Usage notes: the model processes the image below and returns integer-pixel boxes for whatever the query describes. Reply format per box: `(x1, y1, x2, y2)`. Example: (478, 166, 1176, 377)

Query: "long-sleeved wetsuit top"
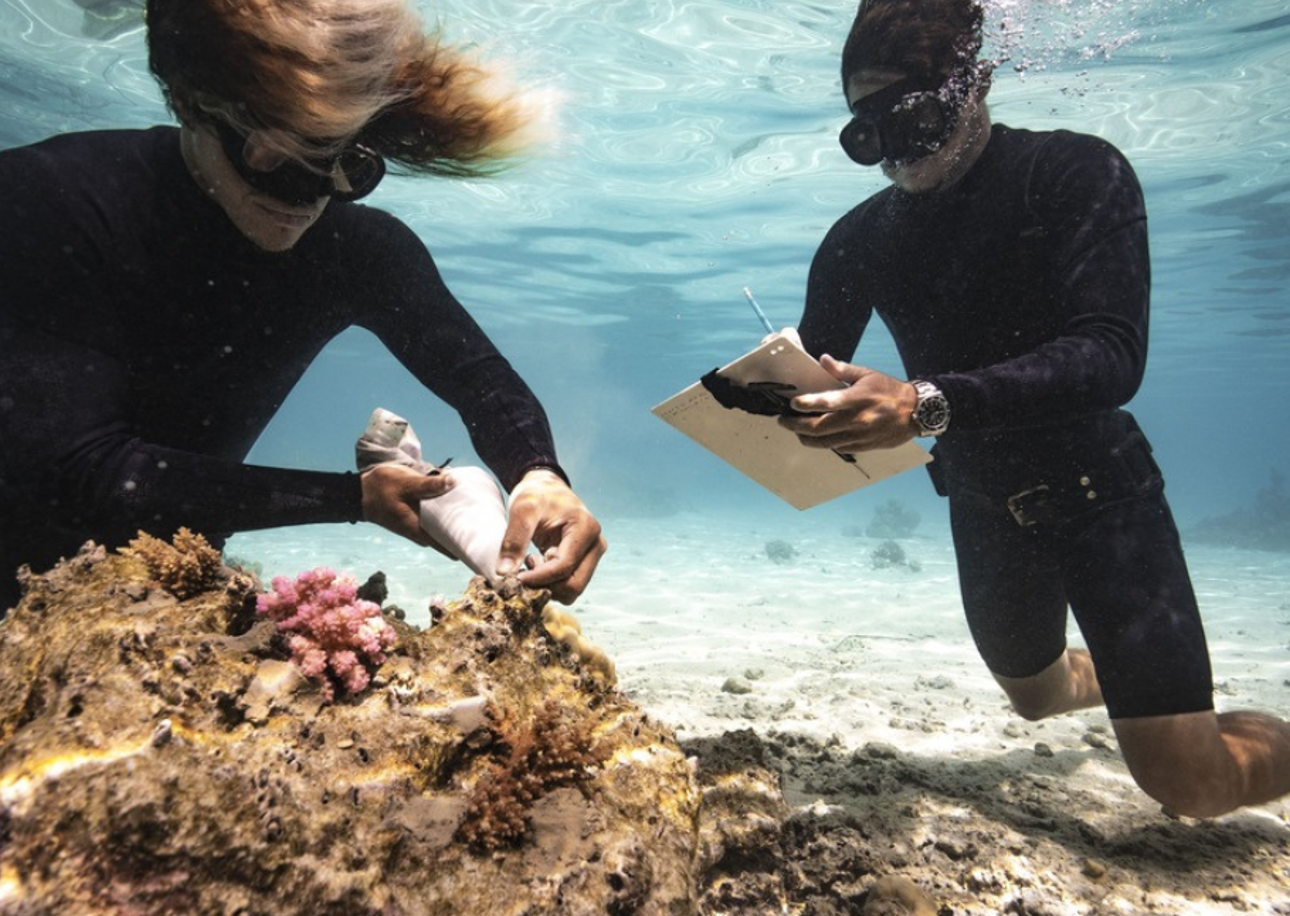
(0, 127, 562, 602)
(800, 125, 1151, 490)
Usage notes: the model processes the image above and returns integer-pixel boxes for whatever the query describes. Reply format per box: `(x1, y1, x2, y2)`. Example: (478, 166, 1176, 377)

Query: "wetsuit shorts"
(948, 482, 1214, 720)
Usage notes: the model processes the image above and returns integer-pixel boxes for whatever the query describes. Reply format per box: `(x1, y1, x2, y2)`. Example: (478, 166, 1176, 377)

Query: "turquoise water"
(1, 0, 1288, 530)
(6, 11, 1290, 905)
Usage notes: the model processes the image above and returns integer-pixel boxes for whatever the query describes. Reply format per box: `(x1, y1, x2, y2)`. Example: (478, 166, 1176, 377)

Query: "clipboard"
(651, 329, 931, 509)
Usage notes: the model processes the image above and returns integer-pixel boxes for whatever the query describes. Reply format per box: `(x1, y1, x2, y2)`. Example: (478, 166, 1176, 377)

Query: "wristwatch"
(910, 380, 950, 437)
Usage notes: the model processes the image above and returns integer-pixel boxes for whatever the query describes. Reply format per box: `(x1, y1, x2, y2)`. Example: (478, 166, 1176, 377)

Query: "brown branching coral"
(457, 698, 610, 852)
(124, 527, 221, 599)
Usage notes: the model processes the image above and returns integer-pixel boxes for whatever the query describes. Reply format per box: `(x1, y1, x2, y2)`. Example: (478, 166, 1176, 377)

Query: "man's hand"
(778, 354, 919, 452)
(498, 468, 607, 604)
(360, 463, 456, 556)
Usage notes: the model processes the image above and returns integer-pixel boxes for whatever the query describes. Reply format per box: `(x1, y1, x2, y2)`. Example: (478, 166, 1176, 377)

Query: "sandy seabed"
(228, 508, 1290, 915)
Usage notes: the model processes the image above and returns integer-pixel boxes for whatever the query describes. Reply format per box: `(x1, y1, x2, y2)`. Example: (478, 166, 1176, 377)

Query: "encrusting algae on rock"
(0, 534, 703, 916)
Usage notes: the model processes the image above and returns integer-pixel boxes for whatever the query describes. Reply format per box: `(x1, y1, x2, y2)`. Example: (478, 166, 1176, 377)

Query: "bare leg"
(995, 650, 1290, 817)
(993, 647, 1103, 721)
(1113, 710, 1290, 818)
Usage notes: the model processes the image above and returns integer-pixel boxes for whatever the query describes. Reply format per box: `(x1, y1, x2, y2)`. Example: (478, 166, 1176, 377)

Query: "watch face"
(919, 398, 949, 431)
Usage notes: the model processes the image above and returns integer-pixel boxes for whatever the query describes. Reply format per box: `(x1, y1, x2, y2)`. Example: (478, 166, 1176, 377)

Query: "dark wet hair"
(841, 0, 986, 84)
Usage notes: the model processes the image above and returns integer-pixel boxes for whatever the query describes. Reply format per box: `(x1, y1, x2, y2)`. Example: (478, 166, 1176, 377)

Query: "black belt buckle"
(1007, 484, 1056, 527)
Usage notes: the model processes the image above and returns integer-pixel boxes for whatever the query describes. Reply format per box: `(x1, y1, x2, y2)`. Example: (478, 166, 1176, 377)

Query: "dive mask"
(839, 74, 972, 166)
(213, 119, 386, 206)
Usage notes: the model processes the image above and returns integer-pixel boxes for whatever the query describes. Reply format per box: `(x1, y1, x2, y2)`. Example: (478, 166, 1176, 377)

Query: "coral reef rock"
(0, 542, 701, 916)
(871, 539, 920, 572)
(764, 539, 798, 565)
(865, 498, 921, 540)
(1189, 468, 1290, 552)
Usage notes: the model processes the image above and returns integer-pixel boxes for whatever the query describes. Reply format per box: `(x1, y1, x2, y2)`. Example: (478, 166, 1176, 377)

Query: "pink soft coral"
(256, 567, 397, 701)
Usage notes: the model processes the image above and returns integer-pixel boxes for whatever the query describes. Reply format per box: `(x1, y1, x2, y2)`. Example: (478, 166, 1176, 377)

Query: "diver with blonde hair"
(0, 0, 606, 609)
(146, 0, 534, 175)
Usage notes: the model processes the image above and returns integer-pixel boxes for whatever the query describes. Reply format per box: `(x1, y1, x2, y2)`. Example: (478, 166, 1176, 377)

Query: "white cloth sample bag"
(355, 408, 508, 585)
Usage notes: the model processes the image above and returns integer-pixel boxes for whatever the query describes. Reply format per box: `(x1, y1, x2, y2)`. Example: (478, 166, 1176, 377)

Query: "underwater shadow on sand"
(761, 731, 1288, 895)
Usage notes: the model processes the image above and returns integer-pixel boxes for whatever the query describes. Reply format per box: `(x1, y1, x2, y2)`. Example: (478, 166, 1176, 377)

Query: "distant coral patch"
(866, 498, 922, 539)
(1190, 469, 1290, 552)
(765, 539, 798, 564)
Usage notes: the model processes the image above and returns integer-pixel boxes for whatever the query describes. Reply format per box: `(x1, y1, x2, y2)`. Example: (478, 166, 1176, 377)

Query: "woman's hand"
(498, 468, 607, 604)
(360, 463, 456, 556)
(778, 354, 919, 453)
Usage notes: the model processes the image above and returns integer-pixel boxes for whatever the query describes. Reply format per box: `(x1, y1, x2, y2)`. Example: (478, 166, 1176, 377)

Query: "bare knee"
(1002, 689, 1060, 723)
(1129, 767, 1235, 819)
(1114, 712, 1243, 819)
(995, 649, 1102, 722)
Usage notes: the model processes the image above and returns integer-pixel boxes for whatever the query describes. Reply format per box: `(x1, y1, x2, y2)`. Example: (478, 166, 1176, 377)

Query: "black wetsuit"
(0, 127, 563, 611)
(801, 124, 1213, 719)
